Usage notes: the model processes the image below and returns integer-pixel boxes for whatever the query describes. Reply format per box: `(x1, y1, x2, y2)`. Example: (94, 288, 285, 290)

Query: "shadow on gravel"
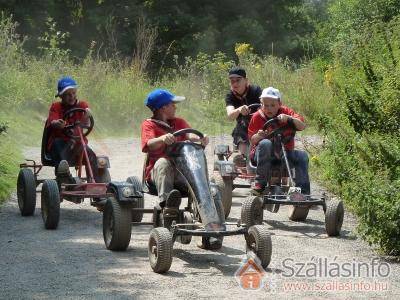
(174, 248, 243, 276)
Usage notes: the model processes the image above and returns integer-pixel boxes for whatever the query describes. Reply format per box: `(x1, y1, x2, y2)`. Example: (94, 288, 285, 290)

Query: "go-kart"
(239, 118, 344, 236)
(17, 108, 139, 231)
(211, 103, 262, 217)
(102, 128, 272, 273)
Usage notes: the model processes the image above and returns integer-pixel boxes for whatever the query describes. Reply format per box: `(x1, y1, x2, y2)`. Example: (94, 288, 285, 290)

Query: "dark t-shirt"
(225, 84, 262, 144)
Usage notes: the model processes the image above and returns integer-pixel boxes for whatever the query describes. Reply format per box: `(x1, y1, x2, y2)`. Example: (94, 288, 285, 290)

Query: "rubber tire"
(41, 179, 60, 230)
(103, 197, 132, 251)
(17, 168, 36, 216)
(288, 206, 310, 221)
(126, 176, 144, 222)
(148, 227, 173, 273)
(241, 196, 264, 228)
(210, 173, 233, 218)
(246, 225, 272, 269)
(179, 211, 193, 245)
(325, 199, 344, 236)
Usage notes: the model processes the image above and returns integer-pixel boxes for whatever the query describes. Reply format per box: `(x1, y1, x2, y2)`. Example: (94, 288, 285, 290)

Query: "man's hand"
(51, 119, 66, 129)
(200, 135, 209, 147)
(277, 114, 291, 123)
(161, 133, 175, 145)
(239, 105, 250, 116)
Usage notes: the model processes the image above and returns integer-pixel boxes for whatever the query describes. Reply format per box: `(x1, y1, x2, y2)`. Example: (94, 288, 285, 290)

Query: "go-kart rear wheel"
(126, 176, 144, 222)
(288, 206, 310, 221)
(210, 173, 233, 218)
(41, 179, 60, 230)
(179, 211, 193, 245)
(325, 198, 344, 236)
(246, 225, 272, 269)
(17, 168, 36, 216)
(241, 196, 264, 228)
(103, 197, 132, 251)
(148, 227, 173, 273)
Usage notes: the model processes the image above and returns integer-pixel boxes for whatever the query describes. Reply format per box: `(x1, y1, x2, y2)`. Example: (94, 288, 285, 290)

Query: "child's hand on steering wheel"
(51, 119, 66, 129)
(162, 133, 176, 145)
(200, 135, 209, 146)
(277, 114, 292, 123)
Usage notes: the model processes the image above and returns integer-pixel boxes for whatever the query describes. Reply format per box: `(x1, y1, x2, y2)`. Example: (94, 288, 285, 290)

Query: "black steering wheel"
(247, 103, 261, 116)
(262, 117, 296, 139)
(172, 128, 204, 139)
(63, 108, 94, 139)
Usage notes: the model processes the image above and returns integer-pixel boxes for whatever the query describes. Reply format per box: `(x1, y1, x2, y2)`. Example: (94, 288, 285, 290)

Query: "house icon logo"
(235, 257, 267, 290)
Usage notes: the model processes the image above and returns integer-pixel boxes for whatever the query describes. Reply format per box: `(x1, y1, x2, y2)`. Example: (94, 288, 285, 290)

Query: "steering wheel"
(247, 103, 261, 116)
(262, 118, 296, 139)
(63, 108, 94, 139)
(172, 128, 204, 139)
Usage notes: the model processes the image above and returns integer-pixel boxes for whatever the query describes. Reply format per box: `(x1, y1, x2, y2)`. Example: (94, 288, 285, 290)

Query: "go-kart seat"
(41, 123, 57, 167)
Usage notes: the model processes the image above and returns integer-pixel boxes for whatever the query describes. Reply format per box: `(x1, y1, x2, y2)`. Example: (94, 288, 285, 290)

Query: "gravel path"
(0, 136, 398, 299)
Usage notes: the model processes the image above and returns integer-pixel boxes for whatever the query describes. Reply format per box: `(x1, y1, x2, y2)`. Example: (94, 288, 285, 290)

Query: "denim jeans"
(254, 139, 310, 194)
(50, 138, 100, 181)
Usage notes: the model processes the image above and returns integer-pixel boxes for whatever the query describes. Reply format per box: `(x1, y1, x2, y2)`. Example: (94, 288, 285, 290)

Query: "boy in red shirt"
(248, 87, 310, 195)
(45, 76, 100, 184)
(141, 89, 209, 209)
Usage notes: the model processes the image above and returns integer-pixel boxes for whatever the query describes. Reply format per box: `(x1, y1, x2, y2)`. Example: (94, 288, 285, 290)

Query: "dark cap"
(228, 67, 246, 78)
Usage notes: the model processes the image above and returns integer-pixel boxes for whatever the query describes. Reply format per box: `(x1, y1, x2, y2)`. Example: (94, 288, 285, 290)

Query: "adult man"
(225, 67, 262, 165)
(248, 87, 310, 195)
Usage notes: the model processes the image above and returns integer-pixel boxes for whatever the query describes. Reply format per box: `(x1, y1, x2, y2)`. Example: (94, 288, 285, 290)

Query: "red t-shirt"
(248, 106, 304, 155)
(141, 117, 190, 181)
(46, 100, 89, 151)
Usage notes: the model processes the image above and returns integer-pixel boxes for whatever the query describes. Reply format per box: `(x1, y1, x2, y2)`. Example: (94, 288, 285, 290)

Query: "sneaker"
(56, 160, 74, 185)
(197, 236, 223, 250)
(251, 182, 265, 195)
(165, 189, 182, 209)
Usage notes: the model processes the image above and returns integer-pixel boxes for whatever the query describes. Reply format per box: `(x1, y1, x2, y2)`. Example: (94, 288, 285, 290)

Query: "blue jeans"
(254, 139, 310, 194)
(50, 138, 99, 180)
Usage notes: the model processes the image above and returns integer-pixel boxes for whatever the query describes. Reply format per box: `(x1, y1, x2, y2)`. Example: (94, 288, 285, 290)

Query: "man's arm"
(226, 105, 249, 120)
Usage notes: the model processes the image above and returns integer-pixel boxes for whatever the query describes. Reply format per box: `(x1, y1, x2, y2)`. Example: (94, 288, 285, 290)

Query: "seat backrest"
(41, 122, 56, 167)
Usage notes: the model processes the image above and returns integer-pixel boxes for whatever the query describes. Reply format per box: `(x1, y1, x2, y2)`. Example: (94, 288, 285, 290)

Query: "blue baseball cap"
(145, 89, 185, 111)
(56, 76, 78, 97)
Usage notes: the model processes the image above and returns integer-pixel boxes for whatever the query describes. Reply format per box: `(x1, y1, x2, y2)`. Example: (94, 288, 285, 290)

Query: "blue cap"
(145, 89, 185, 111)
(56, 76, 78, 97)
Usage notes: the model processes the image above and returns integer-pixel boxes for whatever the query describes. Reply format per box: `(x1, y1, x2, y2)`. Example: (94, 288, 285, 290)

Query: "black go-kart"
(239, 118, 344, 237)
(103, 128, 273, 273)
(17, 108, 139, 231)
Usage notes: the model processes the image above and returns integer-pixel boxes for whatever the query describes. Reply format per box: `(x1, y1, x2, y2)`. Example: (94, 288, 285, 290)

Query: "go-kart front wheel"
(241, 196, 264, 228)
(103, 197, 132, 251)
(148, 227, 173, 273)
(41, 179, 60, 229)
(325, 199, 344, 236)
(245, 225, 272, 269)
(17, 168, 36, 216)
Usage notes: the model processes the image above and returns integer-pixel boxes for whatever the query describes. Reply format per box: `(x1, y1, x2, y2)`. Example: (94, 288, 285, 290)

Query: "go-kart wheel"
(179, 211, 193, 245)
(17, 168, 36, 216)
(148, 227, 173, 273)
(210, 173, 233, 218)
(126, 176, 144, 222)
(245, 225, 272, 269)
(288, 205, 310, 221)
(103, 196, 132, 251)
(325, 198, 344, 236)
(241, 196, 264, 228)
(41, 179, 60, 229)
